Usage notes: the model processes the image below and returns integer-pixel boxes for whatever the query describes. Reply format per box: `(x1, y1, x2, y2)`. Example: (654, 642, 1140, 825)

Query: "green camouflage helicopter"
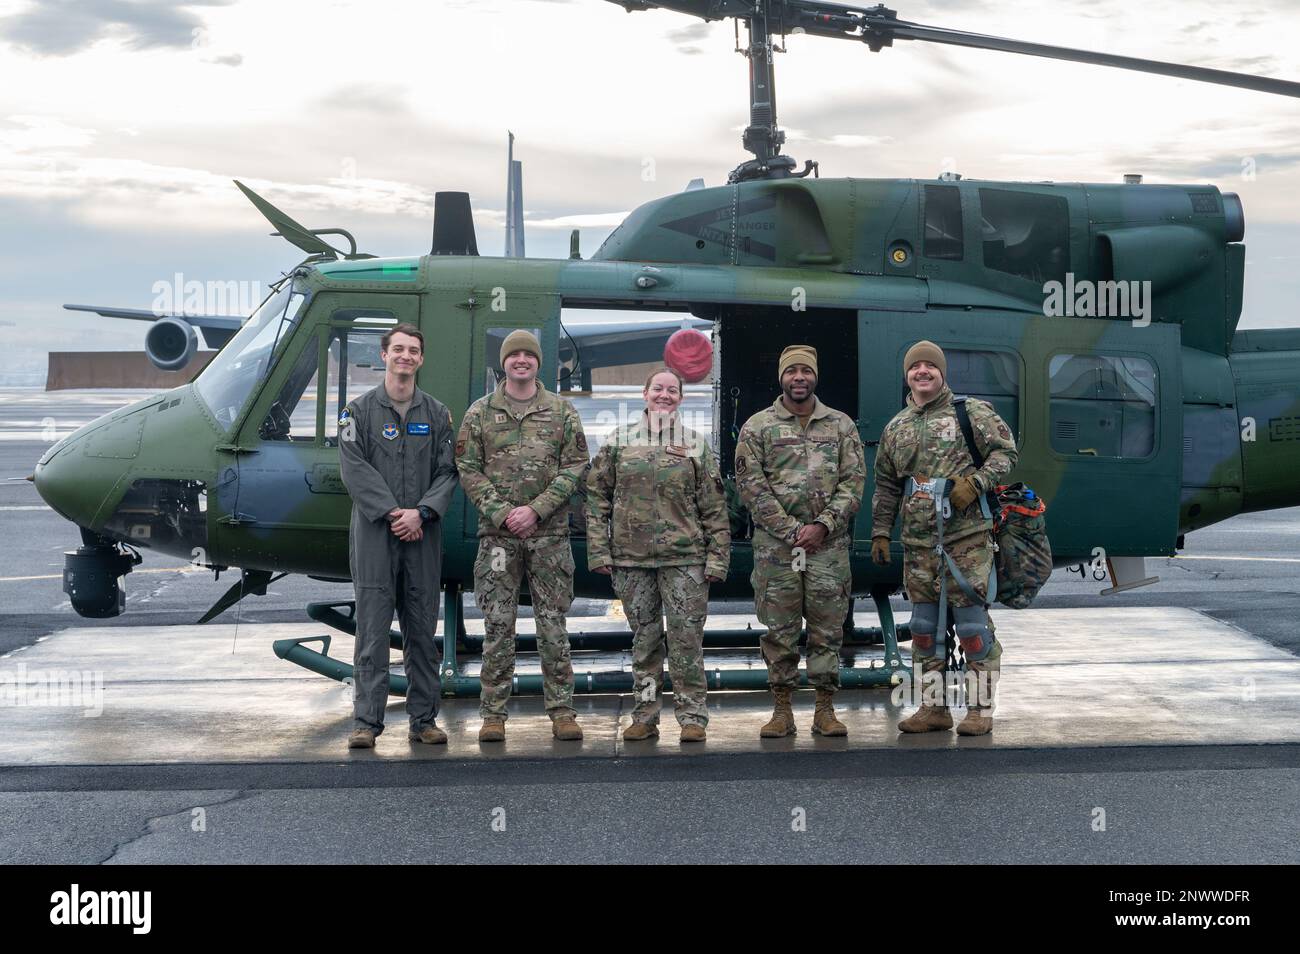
(34, 0, 1300, 696)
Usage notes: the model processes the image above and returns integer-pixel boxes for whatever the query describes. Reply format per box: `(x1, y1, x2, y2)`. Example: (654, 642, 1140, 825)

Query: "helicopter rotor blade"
(880, 18, 1300, 99)
(608, 1, 1300, 99)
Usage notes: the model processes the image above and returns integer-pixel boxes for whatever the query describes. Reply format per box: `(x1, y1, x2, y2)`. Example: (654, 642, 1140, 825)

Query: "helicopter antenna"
(607, 1, 1300, 182)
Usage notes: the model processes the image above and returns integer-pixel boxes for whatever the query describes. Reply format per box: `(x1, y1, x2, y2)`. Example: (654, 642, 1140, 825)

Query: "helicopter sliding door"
(218, 292, 419, 578)
(860, 309, 1181, 565)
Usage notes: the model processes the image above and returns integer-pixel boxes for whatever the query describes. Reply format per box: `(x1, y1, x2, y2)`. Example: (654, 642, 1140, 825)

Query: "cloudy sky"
(1, 0, 1298, 384)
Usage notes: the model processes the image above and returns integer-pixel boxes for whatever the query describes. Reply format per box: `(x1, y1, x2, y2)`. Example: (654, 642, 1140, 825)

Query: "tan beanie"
(499, 329, 542, 367)
(778, 345, 818, 381)
(904, 340, 946, 379)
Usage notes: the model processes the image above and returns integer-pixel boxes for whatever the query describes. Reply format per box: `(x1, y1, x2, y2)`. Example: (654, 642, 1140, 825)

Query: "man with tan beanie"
(456, 329, 590, 742)
(735, 345, 866, 738)
(871, 339, 1017, 736)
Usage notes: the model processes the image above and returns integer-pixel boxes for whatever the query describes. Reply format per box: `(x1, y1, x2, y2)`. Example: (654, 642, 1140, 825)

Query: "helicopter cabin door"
(223, 292, 421, 578)
(859, 309, 1181, 564)
(462, 295, 565, 542)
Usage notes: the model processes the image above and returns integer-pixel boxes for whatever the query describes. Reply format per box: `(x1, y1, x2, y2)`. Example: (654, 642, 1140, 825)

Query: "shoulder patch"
(455, 438, 466, 457)
(997, 423, 1011, 441)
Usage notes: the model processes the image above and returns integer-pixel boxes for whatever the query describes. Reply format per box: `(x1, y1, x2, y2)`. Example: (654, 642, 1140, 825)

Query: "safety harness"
(902, 396, 997, 632)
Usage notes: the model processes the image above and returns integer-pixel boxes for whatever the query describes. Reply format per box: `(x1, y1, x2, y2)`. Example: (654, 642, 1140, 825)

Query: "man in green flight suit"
(871, 340, 1018, 736)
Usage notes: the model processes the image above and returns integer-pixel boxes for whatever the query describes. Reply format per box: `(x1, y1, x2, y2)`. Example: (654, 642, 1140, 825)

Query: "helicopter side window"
(923, 184, 964, 261)
(919, 349, 1021, 439)
(258, 333, 321, 442)
(1049, 354, 1156, 459)
(324, 327, 388, 445)
(979, 189, 1070, 285)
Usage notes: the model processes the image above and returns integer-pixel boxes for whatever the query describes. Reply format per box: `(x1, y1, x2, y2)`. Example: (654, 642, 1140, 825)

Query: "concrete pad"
(1, 607, 1297, 766)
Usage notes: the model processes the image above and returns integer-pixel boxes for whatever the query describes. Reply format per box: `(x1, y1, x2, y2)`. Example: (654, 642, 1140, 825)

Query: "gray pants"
(349, 515, 443, 734)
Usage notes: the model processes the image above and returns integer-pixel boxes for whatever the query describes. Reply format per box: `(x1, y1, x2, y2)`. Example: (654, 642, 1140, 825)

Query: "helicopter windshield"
(194, 281, 307, 431)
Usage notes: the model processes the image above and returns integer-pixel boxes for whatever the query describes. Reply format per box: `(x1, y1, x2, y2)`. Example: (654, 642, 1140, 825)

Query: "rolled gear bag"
(952, 397, 1053, 610)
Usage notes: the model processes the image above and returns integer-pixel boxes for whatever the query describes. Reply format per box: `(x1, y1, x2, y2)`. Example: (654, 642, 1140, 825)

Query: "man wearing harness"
(870, 341, 1018, 736)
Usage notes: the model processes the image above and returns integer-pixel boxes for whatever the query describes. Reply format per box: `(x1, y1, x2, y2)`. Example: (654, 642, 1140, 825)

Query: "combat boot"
(811, 688, 847, 736)
(956, 708, 993, 736)
(898, 705, 954, 733)
(408, 722, 448, 745)
(679, 723, 706, 743)
(552, 715, 584, 741)
(759, 687, 797, 738)
(478, 717, 506, 743)
(623, 721, 659, 741)
(347, 729, 376, 749)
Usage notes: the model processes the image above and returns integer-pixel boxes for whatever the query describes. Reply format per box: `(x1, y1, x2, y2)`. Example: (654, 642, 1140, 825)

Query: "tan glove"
(950, 475, 980, 511)
(871, 536, 891, 566)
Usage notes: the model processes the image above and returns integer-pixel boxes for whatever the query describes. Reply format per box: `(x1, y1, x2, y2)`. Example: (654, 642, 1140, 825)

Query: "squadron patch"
(997, 423, 1011, 440)
(382, 422, 399, 440)
(338, 407, 352, 426)
(736, 455, 748, 475)
(576, 432, 588, 452)
(455, 439, 466, 457)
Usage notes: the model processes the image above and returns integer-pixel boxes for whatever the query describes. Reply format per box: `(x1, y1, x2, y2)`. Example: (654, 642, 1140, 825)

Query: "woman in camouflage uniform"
(586, 367, 731, 743)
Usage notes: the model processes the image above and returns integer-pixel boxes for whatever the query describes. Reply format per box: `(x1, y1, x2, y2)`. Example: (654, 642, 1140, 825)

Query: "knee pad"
(908, 602, 942, 657)
(953, 604, 994, 661)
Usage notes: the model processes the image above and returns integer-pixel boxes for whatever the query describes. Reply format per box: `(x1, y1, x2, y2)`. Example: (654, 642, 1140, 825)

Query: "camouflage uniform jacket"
(586, 415, 730, 579)
(871, 386, 1018, 548)
(455, 381, 589, 538)
(735, 396, 866, 548)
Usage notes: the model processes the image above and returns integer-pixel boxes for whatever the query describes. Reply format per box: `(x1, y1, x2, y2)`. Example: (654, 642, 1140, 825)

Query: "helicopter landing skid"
(272, 585, 909, 697)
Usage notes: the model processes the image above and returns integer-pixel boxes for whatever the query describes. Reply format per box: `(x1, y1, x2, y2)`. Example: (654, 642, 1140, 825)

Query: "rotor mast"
(609, 0, 1300, 182)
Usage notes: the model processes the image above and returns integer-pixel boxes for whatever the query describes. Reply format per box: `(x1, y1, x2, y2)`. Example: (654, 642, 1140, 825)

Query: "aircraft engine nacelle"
(145, 317, 199, 371)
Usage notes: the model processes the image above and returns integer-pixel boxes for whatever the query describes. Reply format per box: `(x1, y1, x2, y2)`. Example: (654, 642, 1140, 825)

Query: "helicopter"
(33, 0, 1300, 698)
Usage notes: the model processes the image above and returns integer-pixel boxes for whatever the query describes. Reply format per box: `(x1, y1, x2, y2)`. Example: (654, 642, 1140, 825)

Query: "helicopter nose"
(34, 417, 136, 530)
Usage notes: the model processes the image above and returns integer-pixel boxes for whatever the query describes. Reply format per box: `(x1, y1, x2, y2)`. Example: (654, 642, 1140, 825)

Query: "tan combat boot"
(680, 723, 706, 743)
(760, 687, 797, 738)
(552, 715, 584, 741)
(347, 729, 376, 749)
(623, 722, 659, 741)
(811, 688, 847, 736)
(478, 717, 506, 743)
(898, 705, 954, 733)
(408, 722, 448, 745)
(956, 708, 993, 736)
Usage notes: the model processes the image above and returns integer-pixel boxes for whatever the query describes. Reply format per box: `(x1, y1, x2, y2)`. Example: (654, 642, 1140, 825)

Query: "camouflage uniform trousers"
(611, 565, 709, 728)
(474, 534, 576, 720)
(903, 531, 1003, 710)
(751, 536, 851, 691)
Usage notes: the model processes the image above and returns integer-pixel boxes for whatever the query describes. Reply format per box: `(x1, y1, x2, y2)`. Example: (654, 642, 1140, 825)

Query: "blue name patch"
(407, 422, 430, 435)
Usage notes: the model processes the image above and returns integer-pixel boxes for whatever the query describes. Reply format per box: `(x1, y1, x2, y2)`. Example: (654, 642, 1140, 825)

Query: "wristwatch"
(418, 505, 435, 523)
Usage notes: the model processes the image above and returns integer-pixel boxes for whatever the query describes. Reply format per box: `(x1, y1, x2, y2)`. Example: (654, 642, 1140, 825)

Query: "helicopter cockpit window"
(979, 189, 1070, 285)
(1049, 353, 1156, 459)
(924, 185, 964, 261)
(258, 334, 320, 442)
(324, 327, 388, 445)
(484, 327, 542, 396)
(194, 284, 307, 431)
